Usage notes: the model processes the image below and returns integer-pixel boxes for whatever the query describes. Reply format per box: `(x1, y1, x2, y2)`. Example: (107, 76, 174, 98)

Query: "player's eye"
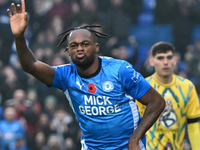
(167, 55, 173, 60)
(157, 57, 164, 60)
(70, 44, 77, 49)
(82, 42, 89, 47)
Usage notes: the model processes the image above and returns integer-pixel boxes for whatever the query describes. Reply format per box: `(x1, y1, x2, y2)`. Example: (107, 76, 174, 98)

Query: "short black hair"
(57, 25, 109, 48)
(150, 41, 175, 57)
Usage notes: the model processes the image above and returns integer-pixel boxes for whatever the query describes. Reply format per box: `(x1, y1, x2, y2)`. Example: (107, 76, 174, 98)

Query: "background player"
(136, 41, 200, 150)
(7, 0, 165, 149)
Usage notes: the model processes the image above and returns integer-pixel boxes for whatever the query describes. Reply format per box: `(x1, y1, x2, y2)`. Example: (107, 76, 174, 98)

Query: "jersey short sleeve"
(187, 81, 200, 119)
(51, 64, 73, 91)
(119, 61, 150, 100)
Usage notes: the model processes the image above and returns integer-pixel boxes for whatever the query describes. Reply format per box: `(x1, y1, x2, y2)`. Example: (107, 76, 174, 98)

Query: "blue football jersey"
(0, 120, 26, 150)
(51, 56, 150, 150)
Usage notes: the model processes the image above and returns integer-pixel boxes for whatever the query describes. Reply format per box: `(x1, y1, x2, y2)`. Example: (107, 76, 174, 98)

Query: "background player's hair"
(57, 24, 109, 51)
(150, 41, 175, 57)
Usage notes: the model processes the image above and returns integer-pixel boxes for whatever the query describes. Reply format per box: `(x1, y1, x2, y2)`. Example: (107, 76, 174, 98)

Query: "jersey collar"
(78, 57, 102, 78)
(153, 73, 176, 87)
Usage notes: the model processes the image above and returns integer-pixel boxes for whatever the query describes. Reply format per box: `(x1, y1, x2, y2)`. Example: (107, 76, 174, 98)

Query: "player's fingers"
(11, 3, 17, 15)
(17, 4, 21, 13)
(24, 12, 28, 22)
(7, 9, 12, 18)
(21, 0, 25, 13)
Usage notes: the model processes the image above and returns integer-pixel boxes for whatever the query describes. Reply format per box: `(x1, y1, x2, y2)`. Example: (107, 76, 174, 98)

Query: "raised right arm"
(7, 0, 55, 86)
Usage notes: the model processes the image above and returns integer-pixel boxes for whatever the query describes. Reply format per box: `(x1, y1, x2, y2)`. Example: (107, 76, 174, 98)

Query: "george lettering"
(91, 106, 98, 115)
(85, 106, 92, 115)
(81, 95, 121, 116)
(79, 104, 121, 116)
(99, 106, 106, 115)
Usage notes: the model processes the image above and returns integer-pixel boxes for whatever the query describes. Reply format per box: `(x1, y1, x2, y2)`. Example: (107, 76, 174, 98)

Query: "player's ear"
(173, 56, 177, 65)
(149, 57, 154, 67)
(65, 47, 70, 56)
(95, 43, 99, 52)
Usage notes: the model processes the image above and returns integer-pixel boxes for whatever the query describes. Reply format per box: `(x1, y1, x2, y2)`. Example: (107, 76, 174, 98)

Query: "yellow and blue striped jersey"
(136, 73, 200, 150)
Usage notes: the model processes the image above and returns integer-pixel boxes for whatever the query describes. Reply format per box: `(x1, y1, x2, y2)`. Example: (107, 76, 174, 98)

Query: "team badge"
(159, 100, 177, 128)
(102, 80, 114, 92)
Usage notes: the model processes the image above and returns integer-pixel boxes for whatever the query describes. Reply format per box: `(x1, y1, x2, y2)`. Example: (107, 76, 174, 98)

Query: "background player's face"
(150, 51, 176, 78)
(67, 29, 99, 68)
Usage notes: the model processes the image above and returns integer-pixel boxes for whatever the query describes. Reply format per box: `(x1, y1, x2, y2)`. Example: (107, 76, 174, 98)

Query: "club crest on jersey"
(159, 100, 177, 128)
(88, 83, 97, 94)
(102, 80, 114, 92)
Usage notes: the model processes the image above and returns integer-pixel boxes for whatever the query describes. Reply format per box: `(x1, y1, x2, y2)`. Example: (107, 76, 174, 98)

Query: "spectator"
(173, 0, 200, 60)
(44, 95, 57, 120)
(102, 0, 132, 54)
(0, 107, 27, 150)
(33, 131, 47, 150)
(154, 0, 178, 24)
(0, 0, 13, 65)
(37, 113, 54, 139)
(46, 0, 72, 28)
(21, 88, 41, 149)
(1, 66, 23, 105)
(72, 0, 99, 26)
(46, 134, 62, 150)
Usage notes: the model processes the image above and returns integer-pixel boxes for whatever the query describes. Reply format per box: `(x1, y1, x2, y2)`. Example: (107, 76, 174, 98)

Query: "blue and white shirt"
(51, 56, 150, 150)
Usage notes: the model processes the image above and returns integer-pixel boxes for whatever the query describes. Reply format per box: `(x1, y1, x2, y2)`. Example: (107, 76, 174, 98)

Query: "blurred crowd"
(1, 0, 200, 149)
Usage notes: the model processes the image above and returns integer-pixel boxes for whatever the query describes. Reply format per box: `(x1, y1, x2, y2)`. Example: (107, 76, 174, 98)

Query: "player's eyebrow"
(167, 55, 173, 59)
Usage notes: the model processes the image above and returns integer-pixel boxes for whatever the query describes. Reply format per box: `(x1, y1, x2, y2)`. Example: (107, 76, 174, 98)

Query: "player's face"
(67, 29, 99, 68)
(150, 51, 176, 78)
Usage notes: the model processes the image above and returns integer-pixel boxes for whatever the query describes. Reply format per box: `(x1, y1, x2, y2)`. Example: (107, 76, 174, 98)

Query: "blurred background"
(0, 0, 200, 149)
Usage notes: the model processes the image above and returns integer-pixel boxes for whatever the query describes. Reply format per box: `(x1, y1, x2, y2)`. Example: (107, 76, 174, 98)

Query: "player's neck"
(155, 73, 173, 84)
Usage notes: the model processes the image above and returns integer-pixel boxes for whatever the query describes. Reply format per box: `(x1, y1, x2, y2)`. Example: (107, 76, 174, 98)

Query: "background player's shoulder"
(176, 74, 193, 85)
(145, 75, 154, 83)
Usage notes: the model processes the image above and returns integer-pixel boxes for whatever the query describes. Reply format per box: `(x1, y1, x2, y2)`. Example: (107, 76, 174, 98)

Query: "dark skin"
(7, 0, 165, 149)
(67, 29, 100, 75)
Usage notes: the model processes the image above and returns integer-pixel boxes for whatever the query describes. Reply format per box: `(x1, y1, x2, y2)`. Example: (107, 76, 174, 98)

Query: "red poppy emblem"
(88, 83, 97, 93)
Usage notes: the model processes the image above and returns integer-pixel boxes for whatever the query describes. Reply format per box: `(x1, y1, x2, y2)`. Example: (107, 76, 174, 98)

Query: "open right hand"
(7, 0, 28, 37)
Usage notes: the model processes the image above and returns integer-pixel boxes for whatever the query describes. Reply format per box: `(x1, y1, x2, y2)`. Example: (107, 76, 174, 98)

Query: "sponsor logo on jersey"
(76, 81, 84, 89)
(79, 95, 121, 116)
(102, 80, 114, 92)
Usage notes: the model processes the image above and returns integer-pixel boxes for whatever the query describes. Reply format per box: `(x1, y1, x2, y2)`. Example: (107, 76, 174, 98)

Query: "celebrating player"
(7, 0, 165, 149)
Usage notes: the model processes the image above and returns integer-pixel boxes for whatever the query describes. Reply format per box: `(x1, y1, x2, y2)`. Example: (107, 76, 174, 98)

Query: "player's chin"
(162, 72, 171, 78)
(73, 58, 87, 66)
